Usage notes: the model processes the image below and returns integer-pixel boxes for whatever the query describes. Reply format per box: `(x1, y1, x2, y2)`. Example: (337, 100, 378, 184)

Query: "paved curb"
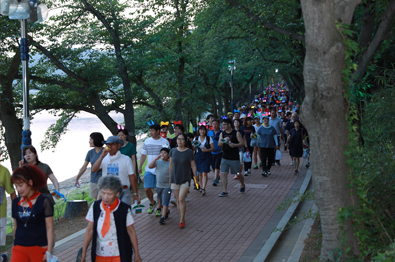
(287, 204, 318, 262)
(253, 169, 312, 262)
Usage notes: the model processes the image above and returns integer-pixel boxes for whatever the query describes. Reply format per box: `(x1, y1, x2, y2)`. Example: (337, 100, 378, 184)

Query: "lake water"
(1, 111, 144, 182)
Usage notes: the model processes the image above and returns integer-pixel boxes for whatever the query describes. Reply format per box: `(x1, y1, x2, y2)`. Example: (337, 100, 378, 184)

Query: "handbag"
(275, 149, 282, 160)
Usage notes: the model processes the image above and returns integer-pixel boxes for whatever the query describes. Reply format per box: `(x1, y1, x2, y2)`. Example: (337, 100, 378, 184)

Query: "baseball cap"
(103, 136, 124, 146)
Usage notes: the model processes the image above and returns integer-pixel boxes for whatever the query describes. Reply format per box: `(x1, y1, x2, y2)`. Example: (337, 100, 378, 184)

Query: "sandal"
(201, 189, 206, 196)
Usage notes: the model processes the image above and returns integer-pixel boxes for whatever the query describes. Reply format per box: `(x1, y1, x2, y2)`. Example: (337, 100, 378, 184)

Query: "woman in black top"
(286, 120, 305, 174)
(11, 165, 54, 262)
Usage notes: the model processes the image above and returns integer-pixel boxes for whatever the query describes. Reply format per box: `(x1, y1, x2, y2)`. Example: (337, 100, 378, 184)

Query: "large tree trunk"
(0, 49, 23, 170)
(300, 0, 360, 260)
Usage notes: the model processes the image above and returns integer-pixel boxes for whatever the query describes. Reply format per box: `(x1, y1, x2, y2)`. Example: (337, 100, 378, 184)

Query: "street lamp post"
(1, 0, 48, 157)
(249, 83, 252, 104)
(228, 60, 236, 112)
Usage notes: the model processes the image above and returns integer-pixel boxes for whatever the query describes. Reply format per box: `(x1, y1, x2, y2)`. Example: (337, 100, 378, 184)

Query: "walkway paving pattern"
(54, 149, 306, 262)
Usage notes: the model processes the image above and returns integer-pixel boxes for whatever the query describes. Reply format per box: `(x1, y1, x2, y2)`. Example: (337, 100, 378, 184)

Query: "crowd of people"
(0, 83, 310, 262)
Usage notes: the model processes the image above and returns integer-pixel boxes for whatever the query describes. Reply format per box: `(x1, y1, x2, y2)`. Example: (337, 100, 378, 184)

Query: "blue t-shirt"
(208, 129, 222, 154)
(85, 148, 104, 183)
(155, 159, 170, 188)
(257, 126, 278, 148)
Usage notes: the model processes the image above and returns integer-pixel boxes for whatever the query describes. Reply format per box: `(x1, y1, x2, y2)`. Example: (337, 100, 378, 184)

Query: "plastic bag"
(303, 148, 310, 159)
(250, 137, 258, 147)
(275, 149, 282, 160)
(243, 150, 252, 162)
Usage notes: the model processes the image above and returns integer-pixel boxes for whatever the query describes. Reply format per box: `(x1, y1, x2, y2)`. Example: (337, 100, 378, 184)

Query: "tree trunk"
(300, 0, 360, 260)
(0, 49, 23, 170)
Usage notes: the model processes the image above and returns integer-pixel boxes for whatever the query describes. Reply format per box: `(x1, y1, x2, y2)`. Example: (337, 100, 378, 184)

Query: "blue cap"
(103, 136, 124, 146)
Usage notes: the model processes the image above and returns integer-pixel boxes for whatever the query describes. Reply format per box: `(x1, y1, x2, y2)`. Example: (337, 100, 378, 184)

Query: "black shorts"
(211, 153, 222, 170)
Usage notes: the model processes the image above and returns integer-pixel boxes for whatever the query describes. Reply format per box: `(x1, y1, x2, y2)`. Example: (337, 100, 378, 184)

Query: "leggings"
(260, 147, 275, 171)
(244, 145, 253, 171)
(11, 245, 47, 262)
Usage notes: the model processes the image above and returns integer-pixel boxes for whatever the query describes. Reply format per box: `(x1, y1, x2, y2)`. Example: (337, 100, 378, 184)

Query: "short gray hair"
(98, 176, 123, 194)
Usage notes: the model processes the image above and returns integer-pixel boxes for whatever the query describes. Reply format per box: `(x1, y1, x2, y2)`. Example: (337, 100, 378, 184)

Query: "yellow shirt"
(0, 166, 15, 218)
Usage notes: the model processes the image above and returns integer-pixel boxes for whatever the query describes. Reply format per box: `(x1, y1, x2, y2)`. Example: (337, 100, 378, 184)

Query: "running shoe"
(219, 192, 229, 197)
(212, 179, 218, 186)
(262, 171, 268, 177)
(165, 210, 170, 219)
(234, 175, 238, 179)
(291, 161, 294, 166)
(244, 171, 248, 176)
(147, 201, 157, 214)
(253, 165, 258, 169)
(267, 170, 271, 176)
(155, 208, 161, 217)
(159, 217, 166, 225)
(248, 169, 251, 174)
(1, 253, 8, 262)
(240, 186, 246, 193)
(306, 162, 310, 168)
(170, 199, 177, 206)
(259, 161, 262, 167)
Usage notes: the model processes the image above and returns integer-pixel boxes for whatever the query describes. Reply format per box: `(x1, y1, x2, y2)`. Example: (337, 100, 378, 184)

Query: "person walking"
(242, 116, 255, 176)
(233, 119, 245, 179)
(193, 126, 214, 195)
(208, 119, 222, 186)
(269, 109, 284, 166)
(117, 128, 137, 176)
(217, 118, 245, 197)
(75, 132, 104, 200)
(286, 120, 305, 174)
(92, 136, 140, 206)
(81, 176, 142, 262)
(0, 165, 16, 262)
(252, 114, 262, 169)
(20, 145, 60, 206)
(138, 124, 170, 213)
(169, 133, 197, 228)
(11, 165, 54, 262)
(257, 115, 278, 177)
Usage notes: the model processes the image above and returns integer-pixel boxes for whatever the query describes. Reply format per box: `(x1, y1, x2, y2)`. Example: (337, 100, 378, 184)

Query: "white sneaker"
(291, 161, 294, 166)
(248, 169, 251, 174)
(244, 171, 248, 175)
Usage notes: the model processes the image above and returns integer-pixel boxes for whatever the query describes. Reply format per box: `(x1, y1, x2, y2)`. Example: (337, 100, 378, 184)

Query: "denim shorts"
(156, 188, 171, 206)
(220, 158, 240, 174)
(144, 171, 156, 189)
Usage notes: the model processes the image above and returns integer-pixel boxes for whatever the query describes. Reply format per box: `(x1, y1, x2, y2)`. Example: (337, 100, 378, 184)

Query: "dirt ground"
(299, 216, 322, 262)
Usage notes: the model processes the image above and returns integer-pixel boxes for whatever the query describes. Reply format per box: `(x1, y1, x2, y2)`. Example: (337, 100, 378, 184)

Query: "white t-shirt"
(141, 137, 170, 174)
(100, 151, 134, 187)
(86, 201, 134, 257)
(253, 124, 262, 133)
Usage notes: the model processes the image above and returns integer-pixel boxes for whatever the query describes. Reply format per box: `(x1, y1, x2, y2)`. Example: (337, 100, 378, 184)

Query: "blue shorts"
(144, 171, 156, 189)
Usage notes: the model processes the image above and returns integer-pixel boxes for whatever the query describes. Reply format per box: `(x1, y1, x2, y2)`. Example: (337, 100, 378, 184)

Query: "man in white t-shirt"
(138, 124, 170, 214)
(92, 136, 139, 205)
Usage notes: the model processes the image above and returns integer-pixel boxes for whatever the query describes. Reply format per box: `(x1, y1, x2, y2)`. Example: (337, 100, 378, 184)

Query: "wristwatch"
(133, 193, 139, 196)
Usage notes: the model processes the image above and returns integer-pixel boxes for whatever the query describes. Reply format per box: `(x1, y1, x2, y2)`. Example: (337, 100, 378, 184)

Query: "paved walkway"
(53, 149, 308, 261)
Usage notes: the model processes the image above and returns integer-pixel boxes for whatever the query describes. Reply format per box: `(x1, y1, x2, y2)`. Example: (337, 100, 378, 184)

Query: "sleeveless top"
(222, 130, 239, 160)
